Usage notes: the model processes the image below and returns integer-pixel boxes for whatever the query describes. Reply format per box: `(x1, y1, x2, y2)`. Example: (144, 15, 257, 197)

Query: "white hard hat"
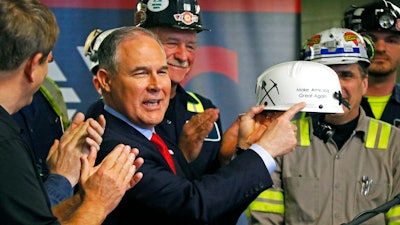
(302, 27, 371, 66)
(255, 61, 344, 113)
(84, 27, 122, 75)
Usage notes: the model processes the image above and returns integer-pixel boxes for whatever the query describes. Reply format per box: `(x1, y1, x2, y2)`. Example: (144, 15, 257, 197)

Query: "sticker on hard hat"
(344, 32, 359, 45)
(147, 0, 169, 12)
(174, 12, 199, 25)
(296, 88, 329, 99)
(307, 35, 321, 46)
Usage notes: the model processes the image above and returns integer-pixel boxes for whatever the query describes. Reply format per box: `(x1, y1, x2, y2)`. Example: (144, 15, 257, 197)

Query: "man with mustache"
(344, 0, 400, 127)
(134, 0, 224, 175)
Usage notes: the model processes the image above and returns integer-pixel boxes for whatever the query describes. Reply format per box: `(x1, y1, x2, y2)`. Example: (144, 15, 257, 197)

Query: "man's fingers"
(129, 172, 143, 189)
(100, 144, 126, 170)
(97, 114, 106, 129)
(281, 102, 306, 120)
(70, 112, 85, 128)
(133, 156, 144, 171)
(46, 139, 59, 161)
(190, 108, 219, 125)
(86, 125, 103, 148)
(241, 105, 265, 121)
(60, 121, 90, 147)
(87, 146, 98, 168)
(80, 156, 90, 183)
(88, 118, 105, 137)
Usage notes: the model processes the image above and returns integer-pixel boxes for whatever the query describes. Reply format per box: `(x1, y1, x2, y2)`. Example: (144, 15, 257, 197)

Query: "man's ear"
(362, 74, 368, 95)
(24, 53, 43, 82)
(96, 68, 111, 92)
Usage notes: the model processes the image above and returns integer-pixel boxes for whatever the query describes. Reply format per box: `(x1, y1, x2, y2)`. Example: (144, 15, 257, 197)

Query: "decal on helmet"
(147, 0, 169, 12)
(307, 35, 321, 46)
(344, 31, 359, 45)
(174, 11, 199, 25)
(258, 79, 279, 106)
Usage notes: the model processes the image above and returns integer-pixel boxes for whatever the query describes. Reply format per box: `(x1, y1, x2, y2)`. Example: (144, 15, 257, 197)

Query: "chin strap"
(334, 91, 351, 110)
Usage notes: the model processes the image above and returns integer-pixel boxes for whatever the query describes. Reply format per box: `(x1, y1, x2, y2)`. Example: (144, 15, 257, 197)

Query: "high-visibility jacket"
(247, 109, 400, 225)
(40, 77, 70, 130)
(361, 83, 400, 127)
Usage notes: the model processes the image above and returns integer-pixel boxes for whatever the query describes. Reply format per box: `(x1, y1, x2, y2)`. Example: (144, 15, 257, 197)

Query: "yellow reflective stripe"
(378, 122, 391, 149)
(247, 190, 284, 215)
(300, 112, 307, 119)
(366, 119, 391, 150)
(366, 119, 378, 148)
(258, 189, 284, 200)
(387, 205, 400, 225)
(186, 91, 204, 113)
(299, 117, 310, 146)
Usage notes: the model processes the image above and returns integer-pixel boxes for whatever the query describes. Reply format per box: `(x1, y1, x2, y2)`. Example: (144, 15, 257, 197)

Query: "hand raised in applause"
(46, 112, 106, 187)
(178, 108, 219, 162)
(79, 144, 144, 216)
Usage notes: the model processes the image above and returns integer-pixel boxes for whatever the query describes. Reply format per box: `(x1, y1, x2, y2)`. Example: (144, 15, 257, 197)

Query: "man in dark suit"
(92, 26, 305, 225)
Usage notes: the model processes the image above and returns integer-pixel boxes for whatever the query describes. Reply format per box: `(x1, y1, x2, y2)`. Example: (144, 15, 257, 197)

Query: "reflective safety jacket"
(361, 83, 400, 127)
(247, 109, 400, 225)
(40, 77, 70, 130)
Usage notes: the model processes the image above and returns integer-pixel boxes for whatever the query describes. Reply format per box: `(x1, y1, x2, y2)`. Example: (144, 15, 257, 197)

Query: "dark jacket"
(95, 110, 272, 225)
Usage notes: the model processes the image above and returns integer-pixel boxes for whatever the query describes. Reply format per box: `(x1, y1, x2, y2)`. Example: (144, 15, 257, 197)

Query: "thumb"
(70, 112, 85, 129)
(46, 139, 59, 161)
(87, 146, 98, 168)
(80, 156, 90, 184)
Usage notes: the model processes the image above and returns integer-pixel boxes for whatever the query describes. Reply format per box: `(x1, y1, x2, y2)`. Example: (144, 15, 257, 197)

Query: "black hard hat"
(134, 0, 209, 32)
(344, 0, 400, 33)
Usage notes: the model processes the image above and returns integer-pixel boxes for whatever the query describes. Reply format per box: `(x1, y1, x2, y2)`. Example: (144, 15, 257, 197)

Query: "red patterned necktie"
(151, 133, 176, 174)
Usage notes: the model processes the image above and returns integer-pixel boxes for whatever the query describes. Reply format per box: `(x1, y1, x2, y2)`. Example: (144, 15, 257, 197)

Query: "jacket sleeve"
(247, 156, 284, 225)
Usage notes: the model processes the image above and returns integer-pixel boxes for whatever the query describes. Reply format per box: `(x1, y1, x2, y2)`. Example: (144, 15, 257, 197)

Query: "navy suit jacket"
(96, 110, 273, 225)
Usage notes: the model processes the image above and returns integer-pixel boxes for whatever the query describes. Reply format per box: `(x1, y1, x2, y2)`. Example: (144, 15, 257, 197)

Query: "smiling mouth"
(168, 60, 189, 69)
(144, 99, 160, 106)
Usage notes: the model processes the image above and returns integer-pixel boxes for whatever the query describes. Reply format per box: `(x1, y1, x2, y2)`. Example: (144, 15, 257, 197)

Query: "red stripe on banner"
(40, 0, 300, 12)
(181, 46, 238, 87)
(41, 0, 136, 9)
(201, 0, 301, 13)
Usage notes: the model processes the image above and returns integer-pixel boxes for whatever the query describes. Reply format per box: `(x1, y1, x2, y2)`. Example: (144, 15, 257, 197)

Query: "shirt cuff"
(44, 173, 73, 206)
(249, 143, 276, 174)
